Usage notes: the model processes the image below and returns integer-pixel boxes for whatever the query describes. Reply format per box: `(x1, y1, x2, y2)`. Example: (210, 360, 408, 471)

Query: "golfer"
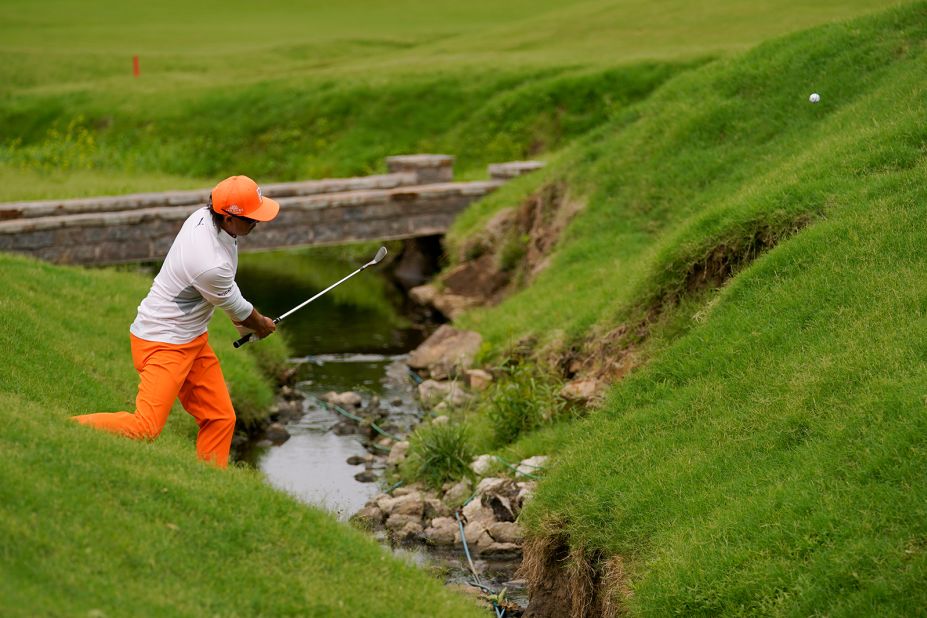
(73, 176, 279, 467)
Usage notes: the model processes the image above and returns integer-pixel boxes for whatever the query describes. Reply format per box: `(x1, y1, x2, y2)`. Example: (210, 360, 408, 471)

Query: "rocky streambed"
(239, 325, 552, 614)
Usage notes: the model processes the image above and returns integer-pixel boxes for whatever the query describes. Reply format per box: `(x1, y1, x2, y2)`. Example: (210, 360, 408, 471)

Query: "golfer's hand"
(254, 316, 276, 339)
(237, 309, 276, 339)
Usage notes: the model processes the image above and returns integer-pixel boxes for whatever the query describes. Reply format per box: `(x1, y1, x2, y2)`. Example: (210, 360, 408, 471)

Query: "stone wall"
(0, 172, 421, 222)
(0, 155, 543, 265)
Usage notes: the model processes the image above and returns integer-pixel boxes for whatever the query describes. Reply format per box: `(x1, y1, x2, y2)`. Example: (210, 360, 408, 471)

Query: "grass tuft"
(402, 422, 476, 489)
(483, 363, 568, 447)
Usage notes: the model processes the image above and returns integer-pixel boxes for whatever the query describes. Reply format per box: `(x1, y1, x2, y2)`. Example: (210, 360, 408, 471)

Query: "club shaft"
(275, 261, 371, 323)
(234, 248, 384, 349)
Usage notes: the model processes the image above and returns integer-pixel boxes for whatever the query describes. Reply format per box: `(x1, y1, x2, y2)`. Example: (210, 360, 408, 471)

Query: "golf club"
(233, 246, 388, 348)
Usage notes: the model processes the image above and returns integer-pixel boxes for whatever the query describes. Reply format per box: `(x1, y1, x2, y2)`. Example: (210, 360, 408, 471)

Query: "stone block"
(386, 154, 455, 184)
(378, 492, 424, 518)
(560, 379, 601, 403)
(480, 542, 522, 557)
(443, 480, 472, 506)
(387, 441, 410, 466)
(463, 520, 488, 545)
(407, 325, 482, 380)
(470, 454, 494, 476)
(425, 517, 459, 545)
(462, 499, 495, 526)
(417, 380, 471, 409)
(385, 513, 421, 532)
(396, 521, 424, 542)
(488, 160, 545, 180)
(465, 369, 493, 391)
(488, 521, 523, 544)
(424, 497, 450, 520)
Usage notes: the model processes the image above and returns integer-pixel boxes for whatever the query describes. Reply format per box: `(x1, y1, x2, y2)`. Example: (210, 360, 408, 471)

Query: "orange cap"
(210, 175, 280, 222)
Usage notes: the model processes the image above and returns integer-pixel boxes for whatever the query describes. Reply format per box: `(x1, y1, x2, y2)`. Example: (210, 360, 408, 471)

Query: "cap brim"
(249, 196, 280, 222)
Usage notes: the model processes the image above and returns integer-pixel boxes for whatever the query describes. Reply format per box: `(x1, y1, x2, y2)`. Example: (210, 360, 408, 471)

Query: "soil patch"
(520, 535, 632, 618)
(428, 181, 586, 315)
(554, 215, 814, 389)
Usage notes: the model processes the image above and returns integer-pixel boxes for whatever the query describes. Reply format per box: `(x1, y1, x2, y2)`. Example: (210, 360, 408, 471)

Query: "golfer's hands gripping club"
(233, 308, 276, 348)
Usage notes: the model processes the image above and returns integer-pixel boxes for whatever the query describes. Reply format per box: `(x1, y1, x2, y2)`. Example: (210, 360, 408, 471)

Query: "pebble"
(470, 454, 494, 475)
(264, 422, 290, 444)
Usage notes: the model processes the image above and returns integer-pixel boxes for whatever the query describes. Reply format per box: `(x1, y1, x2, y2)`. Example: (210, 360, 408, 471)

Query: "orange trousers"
(73, 332, 236, 467)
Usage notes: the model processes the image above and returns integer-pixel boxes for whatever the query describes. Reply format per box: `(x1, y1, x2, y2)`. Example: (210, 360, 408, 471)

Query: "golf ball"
(809, 93, 821, 103)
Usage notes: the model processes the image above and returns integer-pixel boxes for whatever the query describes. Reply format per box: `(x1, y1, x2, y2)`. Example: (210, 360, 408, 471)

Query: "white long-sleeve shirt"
(130, 207, 253, 344)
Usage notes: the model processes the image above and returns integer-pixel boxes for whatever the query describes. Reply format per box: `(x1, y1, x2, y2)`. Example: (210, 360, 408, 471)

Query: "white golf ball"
(809, 93, 821, 103)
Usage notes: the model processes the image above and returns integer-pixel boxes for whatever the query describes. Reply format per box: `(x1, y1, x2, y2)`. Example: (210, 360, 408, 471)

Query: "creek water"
(233, 250, 525, 607)
(234, 250, 427, 517)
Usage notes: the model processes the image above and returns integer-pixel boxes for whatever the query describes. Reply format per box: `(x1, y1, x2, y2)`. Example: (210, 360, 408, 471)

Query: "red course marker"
(133, 55, 140, 77)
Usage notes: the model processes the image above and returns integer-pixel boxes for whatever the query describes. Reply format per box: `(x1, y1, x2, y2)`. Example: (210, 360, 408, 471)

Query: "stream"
(234, 248, 426, 516)
(232, 247, 525, 607)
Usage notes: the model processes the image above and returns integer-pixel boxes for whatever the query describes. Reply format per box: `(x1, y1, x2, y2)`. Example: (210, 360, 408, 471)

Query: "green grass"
(402, 422, 477, 490)
(529, 177, 927, 613)
(0, 252, 484, 617)
(444, 3, 927, 613)
(0, 63, 691, 196)
(456, 1, 927, 353)
(0, 255, 285, 427)
(0, 0, 899, 88)
(4, 0, 926, 614)
(0, 0, 895, 200)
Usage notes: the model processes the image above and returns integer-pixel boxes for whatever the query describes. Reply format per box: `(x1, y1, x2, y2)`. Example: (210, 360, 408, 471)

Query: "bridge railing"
(0, 155, 543, 265)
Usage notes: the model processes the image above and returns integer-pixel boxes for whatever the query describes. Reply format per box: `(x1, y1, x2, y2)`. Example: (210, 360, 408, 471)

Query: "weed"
(1, 115, 98, 174)
(486, 362, 566, 446)
(402, 422, 475, 489)
(499, 232, 529, 273)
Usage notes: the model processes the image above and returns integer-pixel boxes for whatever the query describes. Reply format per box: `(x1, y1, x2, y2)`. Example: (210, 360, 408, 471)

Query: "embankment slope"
(0, 253, 484, 617)
(450, 3, 927, 614)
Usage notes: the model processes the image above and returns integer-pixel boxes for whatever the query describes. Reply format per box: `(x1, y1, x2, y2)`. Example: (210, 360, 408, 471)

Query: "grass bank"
(3, 0, 922, 614)
(0, 64, 690, 198)
(0, 254, 287, 427)
(0, 252, 484, 616)
(0, 0, 894, 200)
(442, 3, 927, 613)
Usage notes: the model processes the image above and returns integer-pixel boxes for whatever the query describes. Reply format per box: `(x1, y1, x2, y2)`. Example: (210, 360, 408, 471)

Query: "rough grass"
(0, 64, 689, 199)
(0, 254, 286, 426)
(453, 3, 927, 613)
(457, 2, 927, 354)
(402, 422, 476, 490)
(3, 0, 924, 614)
(0, 0, 894, 200)
(0, 252, 484, 617)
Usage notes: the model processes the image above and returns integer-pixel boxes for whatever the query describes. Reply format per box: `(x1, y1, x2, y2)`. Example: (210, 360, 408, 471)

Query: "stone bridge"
(0, 155, 542, 265)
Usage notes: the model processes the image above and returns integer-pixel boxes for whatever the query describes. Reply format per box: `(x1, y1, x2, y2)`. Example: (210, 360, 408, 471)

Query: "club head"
(371, 246, 388, 265)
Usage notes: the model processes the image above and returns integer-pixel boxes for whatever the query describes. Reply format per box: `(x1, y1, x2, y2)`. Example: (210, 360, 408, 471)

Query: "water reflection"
(245, 354, 425, 519)
(235, 249, 427, 516)
(237, 248, 422, 358)
(259, 425, 380, 520)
